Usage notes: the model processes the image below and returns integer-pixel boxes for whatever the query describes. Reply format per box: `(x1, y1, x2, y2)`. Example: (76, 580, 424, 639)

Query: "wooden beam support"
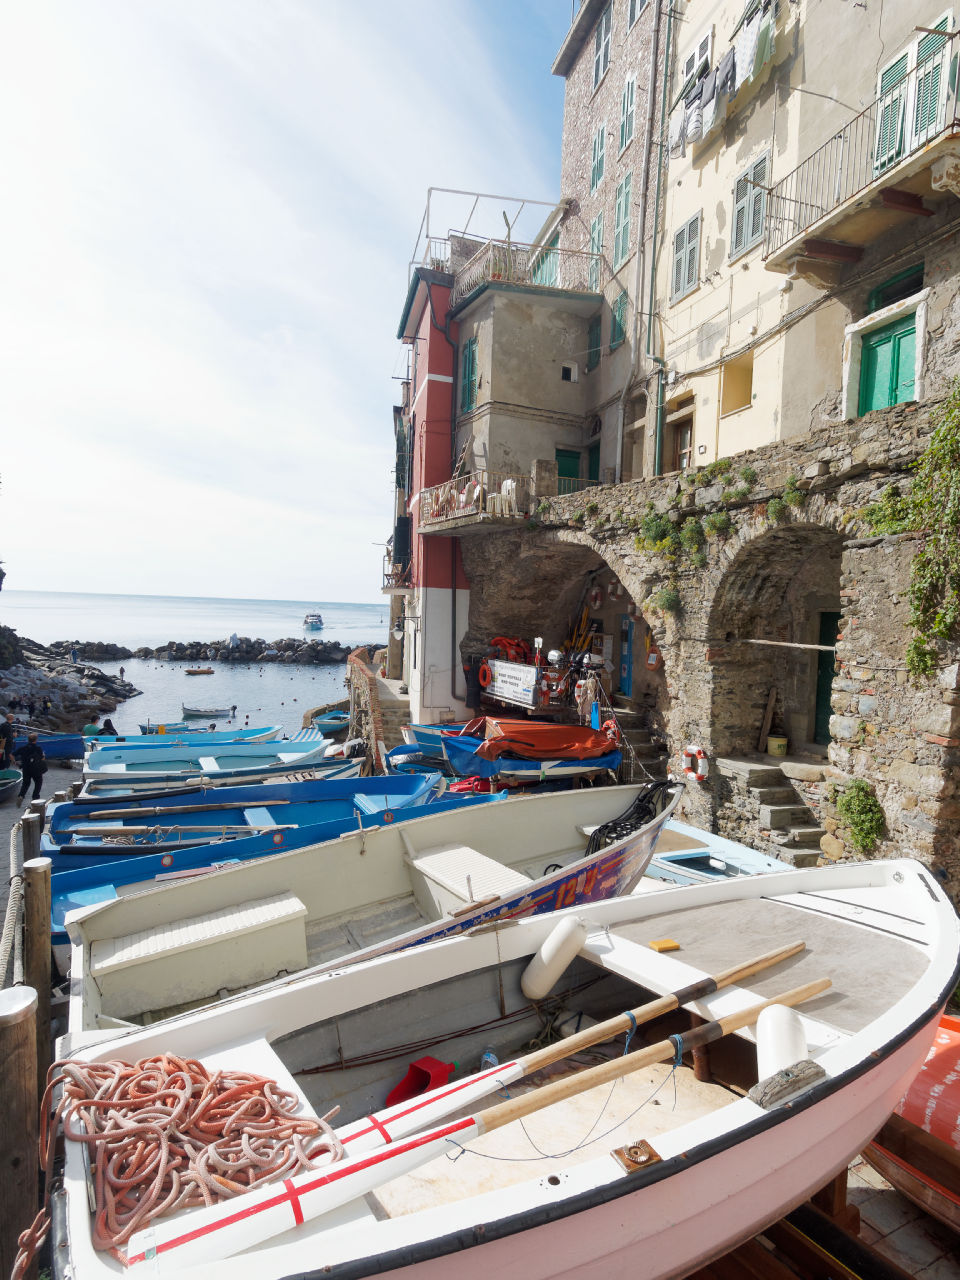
(802, 238, 863, 263)
(0, 988, 38, 1280)
(23, 857, 52, 1108)
(880, 188, 934, 217)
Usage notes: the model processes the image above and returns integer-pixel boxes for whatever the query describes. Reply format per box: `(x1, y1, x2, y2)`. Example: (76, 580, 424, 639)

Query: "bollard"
(28, 798, 47, 827)
(24, 857, 53, 1104)
(21, 813, 42, 863)
(0, 987, 39, 1280)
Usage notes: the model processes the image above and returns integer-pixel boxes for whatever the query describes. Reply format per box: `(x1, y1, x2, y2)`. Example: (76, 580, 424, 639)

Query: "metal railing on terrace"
(450, 238, 605, 308)
(382, 557, 412, 592)
(765, 32, 959, 258)
(420, 470, 532, 527)
(557, 475, 602, 497)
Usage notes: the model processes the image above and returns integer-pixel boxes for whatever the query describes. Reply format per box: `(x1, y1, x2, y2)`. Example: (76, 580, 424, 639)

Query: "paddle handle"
(81, 800, 292, 819)
(481, 977, 830, 1136)
(519, 939, 806, 1076)
(77, 823, 297, 835)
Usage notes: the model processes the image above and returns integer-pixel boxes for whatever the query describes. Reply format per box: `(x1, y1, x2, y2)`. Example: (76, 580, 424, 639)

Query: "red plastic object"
(385, 1056, 457, 1107)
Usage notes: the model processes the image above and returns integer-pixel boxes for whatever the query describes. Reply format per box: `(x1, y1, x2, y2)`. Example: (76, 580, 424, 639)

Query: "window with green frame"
(613, 172, 632, 267)
(593, 4, 611, 88)
(589, 213, 603, 291)
(620, 76, 636, 152)
(531, 232, 559, 287)
(868, 263, 924, 313)
(460, 337, 478, 413)
(591, 125, 605, 193)
(587, 314, 602, 370)
(610, 291, 628, 349)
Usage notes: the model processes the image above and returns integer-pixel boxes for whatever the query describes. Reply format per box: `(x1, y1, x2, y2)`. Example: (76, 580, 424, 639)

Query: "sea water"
(2, 590, 389, 737)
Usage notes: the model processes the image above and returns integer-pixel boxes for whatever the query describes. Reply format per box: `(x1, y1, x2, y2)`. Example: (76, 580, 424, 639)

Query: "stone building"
(381, 3, 960, 897)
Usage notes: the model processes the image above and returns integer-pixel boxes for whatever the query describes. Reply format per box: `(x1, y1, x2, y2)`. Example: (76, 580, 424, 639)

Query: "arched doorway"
(708, 525, 843, 758)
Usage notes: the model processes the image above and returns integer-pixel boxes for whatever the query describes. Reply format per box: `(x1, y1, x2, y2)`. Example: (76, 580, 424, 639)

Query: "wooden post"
(21, 813, 42, 863)
(0, 987, 39, 1280)
(24, 857, 53, 1104)
(28, 798, 47, 826)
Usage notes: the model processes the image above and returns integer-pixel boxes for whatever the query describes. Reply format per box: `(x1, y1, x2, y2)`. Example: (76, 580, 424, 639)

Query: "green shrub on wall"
(836, 779, 885, 855)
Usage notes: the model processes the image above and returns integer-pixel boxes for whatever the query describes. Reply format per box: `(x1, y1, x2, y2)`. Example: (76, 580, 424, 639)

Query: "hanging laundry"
(684, 82, 703, 145)
(734, 10, 761, 94)
(699, 66, 719, 136)
(752, 11, 774, 79)
(668, 104, 687, 157)
(716, 47, 736, 98)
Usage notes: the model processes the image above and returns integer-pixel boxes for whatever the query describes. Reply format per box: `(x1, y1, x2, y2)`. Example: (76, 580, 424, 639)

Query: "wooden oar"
(79, 801, 295, 820)
(127, 975, 828, 1271)
(75, 823, 298, 836)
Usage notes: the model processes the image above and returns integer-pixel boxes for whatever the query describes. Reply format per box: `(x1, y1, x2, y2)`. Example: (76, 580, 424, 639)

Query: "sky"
(0, 1, 571, 603)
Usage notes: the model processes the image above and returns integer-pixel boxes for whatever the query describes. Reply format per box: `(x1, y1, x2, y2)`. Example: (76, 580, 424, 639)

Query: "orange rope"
(12, 1054, 341, 1276)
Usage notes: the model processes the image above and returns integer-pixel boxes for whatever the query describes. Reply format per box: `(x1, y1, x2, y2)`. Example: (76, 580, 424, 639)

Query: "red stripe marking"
(343, 1065, 516, 1147)
(284, 1179, 304, 1226)
(127, 1117, 476, 1264)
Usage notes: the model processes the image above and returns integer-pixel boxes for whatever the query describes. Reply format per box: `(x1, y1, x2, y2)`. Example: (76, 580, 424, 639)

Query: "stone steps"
(759, 803, 814, 830)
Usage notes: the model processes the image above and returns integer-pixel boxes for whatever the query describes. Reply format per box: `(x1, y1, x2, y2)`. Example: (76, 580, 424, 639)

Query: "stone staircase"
(715, 758, 826, 866)
(609, 700, 670, 782)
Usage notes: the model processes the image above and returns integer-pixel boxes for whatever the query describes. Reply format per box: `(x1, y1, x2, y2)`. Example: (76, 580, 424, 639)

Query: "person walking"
(0, 712, 15, 766)
(15, 733, 46, 804)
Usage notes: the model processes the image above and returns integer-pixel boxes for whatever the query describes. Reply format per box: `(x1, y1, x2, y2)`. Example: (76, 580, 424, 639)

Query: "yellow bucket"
(766, 735, 788, 757)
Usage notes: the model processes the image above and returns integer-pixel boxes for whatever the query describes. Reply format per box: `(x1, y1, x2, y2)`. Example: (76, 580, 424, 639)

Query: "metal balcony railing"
(765, 32, 960, 258)
(450, 238, 606, 308)
(382, 557, 412, 592)
(557, 475, 602, 497)
(420, 470, 531, 527)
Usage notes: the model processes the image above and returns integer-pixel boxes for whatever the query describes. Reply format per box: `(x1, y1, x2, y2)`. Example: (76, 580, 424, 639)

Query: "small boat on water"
(53, 856, 960, 1280)
(185, 667, 214, 675)
(182, 705, 236, 719)
(312, 710, 350, 736)
(64, 781, 679, 1031)
(864, 1012, 960, 1231)
(303, 611, 324, 630)
(0, 767, 22, 803)
(442, 716, 622, 782)
(646, 820, 794, 885)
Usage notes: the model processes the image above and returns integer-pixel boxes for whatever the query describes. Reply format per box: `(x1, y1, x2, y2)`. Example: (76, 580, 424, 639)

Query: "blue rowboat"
(13, 732, 85, 760)
(84, 738, 331, 776)
(646, 820, 794, 885)
(401, 721, 468, 757)
(139, 721, 192, 734)
(79, 753, 363, 797)
(91, 726, 282, 749)
(46, 779, 507, 953)
(312, 710, 350, 736)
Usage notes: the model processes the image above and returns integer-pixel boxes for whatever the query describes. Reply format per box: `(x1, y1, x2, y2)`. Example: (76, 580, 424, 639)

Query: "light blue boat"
(646, 819, 794, 885)
(79, 753, 363, 798)
(90, 726, 283, 749)
(400, 721, 468, 758)
(312, 710, 350, 735)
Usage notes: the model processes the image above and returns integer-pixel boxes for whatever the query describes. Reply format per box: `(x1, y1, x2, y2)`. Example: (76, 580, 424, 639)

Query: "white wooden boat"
(51, 857, 960, 1280)
(78, 754, 363, 798)
(63, 782, 679, 1030)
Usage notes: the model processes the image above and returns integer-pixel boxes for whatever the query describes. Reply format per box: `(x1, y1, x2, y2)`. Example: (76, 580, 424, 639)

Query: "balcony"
(418, 470, 532, 534)
(765, 32, 960, 277)
(382, 557, 412, 594)
(450, 238, 605, 309)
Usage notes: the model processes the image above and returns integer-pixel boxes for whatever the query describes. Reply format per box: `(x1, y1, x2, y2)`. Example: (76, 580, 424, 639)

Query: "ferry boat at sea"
(303, 610, 324, 629)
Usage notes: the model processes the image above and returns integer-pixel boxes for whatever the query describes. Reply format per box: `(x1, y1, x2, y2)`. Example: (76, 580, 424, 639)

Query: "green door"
(556, 448, 580, 496)
(814, 611, 841, 745)
(587, 443, 600, 484)
(858, 312, 916, 414)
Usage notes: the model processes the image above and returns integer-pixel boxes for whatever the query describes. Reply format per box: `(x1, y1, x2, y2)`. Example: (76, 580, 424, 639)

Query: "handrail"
(420, 469, 531, 526)
(765, 32, 960, 257)
(450, 237, 605, 307)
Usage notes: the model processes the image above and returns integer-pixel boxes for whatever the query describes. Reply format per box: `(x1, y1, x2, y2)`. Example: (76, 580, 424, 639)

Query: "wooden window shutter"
(732, 172, 750, 255)
(672, 224, 686, 298)
(685, 213, 700, 291)
(749, 155, 767, 244)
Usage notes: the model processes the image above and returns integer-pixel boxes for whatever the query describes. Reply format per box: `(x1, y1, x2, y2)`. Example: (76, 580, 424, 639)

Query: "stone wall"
(458, 396, 960, 897)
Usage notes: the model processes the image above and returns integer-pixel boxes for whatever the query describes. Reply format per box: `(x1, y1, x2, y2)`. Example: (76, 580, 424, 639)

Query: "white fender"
(756, 1004, 808, 1080)
(521, 916, 589, 1001)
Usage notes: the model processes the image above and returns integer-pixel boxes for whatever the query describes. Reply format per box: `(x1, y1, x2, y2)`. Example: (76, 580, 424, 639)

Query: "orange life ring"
(681, 744, 709, 780)
(602, 718, 620, 743)
(588, 587, 603, 610)
(478, 661, 493, 687)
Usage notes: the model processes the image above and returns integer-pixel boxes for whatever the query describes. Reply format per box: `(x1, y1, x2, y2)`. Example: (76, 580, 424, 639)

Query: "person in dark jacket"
(16, 733, 46, 804)
(0, 712, 15, 767)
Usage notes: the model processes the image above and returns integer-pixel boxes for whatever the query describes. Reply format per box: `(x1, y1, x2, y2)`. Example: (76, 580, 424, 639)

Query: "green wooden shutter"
(614, 173, 632, 265)
(749, 155, 767, 246)
(684, 213, 700, 292)
(460, 338, 477, 412)
(587, 315, 602, 370)
(732, 172, 750, 255)
(591, 126, 605, 192)
(915, 19, 949, 140)
(876, 53, 908, 172)
(620, 78, 635, 150)
(611, 290, 627, 347)
(672, 223, 687, 298)
(858, 313, 917, 413)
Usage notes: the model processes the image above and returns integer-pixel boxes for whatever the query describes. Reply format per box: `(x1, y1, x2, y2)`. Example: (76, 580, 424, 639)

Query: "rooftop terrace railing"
(450, 238, 605, 308)
(765, 32, 960, 258)
(420, 470, 531, 527)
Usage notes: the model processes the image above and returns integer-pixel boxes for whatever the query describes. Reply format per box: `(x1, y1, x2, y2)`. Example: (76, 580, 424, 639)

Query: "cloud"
(0, 0, 561, 600)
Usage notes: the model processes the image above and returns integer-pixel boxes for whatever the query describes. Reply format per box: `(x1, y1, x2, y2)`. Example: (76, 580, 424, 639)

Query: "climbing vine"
(863, 381, 960, 679)
(834, 779, 885, 855)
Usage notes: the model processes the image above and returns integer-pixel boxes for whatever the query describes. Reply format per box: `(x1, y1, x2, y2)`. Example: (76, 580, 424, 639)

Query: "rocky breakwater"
(0, 633, 139, 731)
(48, 637, 380, 666)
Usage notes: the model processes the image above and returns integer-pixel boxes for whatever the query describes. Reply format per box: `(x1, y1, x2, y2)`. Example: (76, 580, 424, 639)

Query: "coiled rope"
(1, 818, 24, 988)
(13, 1054, 343, 1277)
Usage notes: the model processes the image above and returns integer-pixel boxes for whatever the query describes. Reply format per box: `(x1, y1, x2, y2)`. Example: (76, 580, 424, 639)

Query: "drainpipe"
(646, 0, 674, 477)
(426, 278, 464, 704)
(616, 0, 663, 483)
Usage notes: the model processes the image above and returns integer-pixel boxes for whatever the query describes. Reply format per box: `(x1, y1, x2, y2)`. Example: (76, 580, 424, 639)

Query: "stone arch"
(707, 521, 844, 758)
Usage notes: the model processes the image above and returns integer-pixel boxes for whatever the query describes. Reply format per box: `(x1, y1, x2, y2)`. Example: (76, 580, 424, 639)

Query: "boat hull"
(443, 733, 621, 780)
(0, 768, 22, 802)
(14, 733, 85, 760)
(78, 756, 363, 797)
(356, 1022, 939, 1280)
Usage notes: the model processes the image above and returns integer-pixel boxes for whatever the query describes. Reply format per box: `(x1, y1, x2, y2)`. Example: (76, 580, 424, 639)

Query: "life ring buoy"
(588, 587, 603, 610)
(478, 661, 493, 687)
(682, 744, 709, 781)
(602, 718, 620, 743)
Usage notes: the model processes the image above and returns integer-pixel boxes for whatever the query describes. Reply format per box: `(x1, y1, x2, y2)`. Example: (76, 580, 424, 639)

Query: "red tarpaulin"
(896, 1013, 960, 1149)
(447, 717, 618, 761)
